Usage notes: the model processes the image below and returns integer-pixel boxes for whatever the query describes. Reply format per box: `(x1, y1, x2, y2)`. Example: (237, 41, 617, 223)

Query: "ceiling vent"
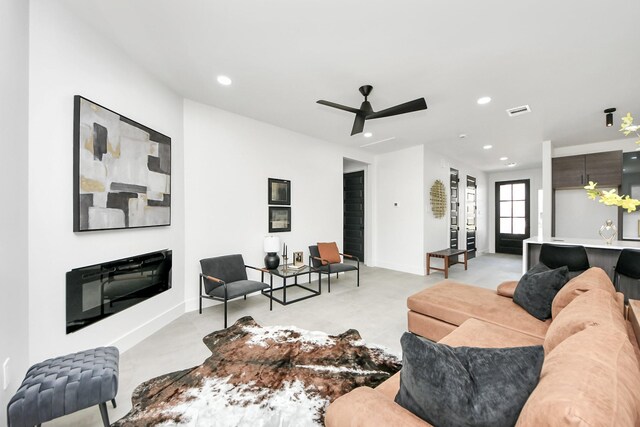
(506, 105, 531, 117)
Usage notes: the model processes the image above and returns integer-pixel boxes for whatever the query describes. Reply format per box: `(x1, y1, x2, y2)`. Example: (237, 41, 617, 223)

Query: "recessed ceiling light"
(216, 75, 232, 86)
(477, 96, 492, 105)
(483, 145, 493, 150)
(507, 162, 517, 167)
(459, 133, 467, 139)
(499, 156, 508, 161)
(363, 132, 373, 138)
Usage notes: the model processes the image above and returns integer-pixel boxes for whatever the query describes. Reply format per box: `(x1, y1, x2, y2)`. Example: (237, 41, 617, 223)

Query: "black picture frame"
(73, 95, 171, 232)
(269, 206, 291, 233)
(268, 178, 291, 205)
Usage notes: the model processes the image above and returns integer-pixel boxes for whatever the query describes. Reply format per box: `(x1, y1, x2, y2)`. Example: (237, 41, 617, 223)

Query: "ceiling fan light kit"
(317, 85, 427, 136)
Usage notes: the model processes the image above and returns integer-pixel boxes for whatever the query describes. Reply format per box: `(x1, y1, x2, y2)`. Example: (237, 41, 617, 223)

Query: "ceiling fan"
(317, 85, 427, 136)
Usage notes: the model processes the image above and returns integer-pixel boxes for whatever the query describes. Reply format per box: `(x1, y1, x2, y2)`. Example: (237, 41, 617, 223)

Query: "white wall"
(27, 0, 185, 362)
(374, 145, 425, 275)
(0, 0, 30, 417)
(423, 150, 489, 258)
(183, 100, 374, 311)
(555, 189, 614, 239)
(488, 168, 543, 252)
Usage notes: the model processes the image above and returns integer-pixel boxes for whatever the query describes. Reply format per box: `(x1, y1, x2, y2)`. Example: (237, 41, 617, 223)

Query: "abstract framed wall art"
(73, 96, 171, 232)
(269, 207, 291, 232)
(268, 178, 291, 205)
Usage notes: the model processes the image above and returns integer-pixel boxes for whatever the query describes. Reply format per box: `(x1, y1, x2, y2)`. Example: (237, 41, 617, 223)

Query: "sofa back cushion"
(544, 288, 626, 354)
(317, 242, 341, 265)
(513, 264, 569, 320)
(551, 267, 616, 319)
(396, 332, 544, 427)
(516, 326, 640, 426)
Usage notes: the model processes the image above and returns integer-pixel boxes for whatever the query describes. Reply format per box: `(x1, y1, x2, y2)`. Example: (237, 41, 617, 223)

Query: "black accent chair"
(539, 243, 590, 279)
(308, 245, 359, 293)
(199, 254, 270, 328)
(613, 249, 640, 303)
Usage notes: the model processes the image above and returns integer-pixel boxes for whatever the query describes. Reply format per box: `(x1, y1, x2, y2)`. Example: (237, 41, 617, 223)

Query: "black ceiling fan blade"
(351, 114, 366, 136)
(317, 100, 362, 114)
(366, 98, 427, 120)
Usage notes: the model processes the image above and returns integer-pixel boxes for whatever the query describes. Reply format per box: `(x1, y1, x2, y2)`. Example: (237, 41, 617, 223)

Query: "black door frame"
(495, 179, 530, 255)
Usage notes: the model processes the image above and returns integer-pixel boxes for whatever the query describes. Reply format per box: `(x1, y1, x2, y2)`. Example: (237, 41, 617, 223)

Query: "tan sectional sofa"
(325, 267, 640, 426)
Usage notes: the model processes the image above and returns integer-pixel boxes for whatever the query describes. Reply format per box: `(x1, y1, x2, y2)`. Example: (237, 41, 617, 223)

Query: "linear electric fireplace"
(66, 249, 172, 333)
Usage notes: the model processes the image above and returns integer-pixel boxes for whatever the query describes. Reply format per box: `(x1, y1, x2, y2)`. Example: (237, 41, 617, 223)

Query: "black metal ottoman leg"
(112, 398, 117, 408)
(98, 402, 110, 427)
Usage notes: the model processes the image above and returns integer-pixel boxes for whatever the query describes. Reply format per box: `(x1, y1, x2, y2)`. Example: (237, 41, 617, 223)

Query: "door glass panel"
(500, 218, 512, 234)
(512, 183, 526, 200)
(499, 184, 512, 201)
(500, 201, 512, 217)
(513, 218, 526, 234)
(513, 201, 526, 217)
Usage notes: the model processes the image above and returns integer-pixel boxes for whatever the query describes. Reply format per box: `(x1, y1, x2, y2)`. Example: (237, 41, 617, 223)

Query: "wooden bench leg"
(426, 254, 431, 275)
(464, 251, 468, 270)
(444, 256, 449, 279)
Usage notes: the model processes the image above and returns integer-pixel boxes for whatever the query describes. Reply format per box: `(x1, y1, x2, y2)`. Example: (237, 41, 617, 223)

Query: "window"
(499, 182, 527, 235)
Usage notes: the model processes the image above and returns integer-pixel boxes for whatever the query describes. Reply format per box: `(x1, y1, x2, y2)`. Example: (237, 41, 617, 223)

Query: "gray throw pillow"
(395, 333, 544, 427)
(513, 263, 569, 320)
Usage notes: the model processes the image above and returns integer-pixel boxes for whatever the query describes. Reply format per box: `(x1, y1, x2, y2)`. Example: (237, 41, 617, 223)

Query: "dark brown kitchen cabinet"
(552, 150, 622, 189)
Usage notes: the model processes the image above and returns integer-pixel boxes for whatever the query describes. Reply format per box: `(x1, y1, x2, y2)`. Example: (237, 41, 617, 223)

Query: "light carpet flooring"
(47, 253, 521, 426)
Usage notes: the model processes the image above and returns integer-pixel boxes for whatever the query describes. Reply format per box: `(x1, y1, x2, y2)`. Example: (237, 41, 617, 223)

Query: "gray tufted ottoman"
(7, 346, 119, 427)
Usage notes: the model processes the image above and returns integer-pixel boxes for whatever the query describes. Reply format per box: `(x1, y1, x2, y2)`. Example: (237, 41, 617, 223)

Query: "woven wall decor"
(430, 180, 447, 219)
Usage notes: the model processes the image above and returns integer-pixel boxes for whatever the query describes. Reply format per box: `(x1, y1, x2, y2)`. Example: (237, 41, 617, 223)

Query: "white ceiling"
(57, 0, 640, 171)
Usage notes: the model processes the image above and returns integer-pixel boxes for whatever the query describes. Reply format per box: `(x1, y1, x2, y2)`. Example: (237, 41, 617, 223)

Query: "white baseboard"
(374, 261, 424, 276)
(108, 302, 185, 353)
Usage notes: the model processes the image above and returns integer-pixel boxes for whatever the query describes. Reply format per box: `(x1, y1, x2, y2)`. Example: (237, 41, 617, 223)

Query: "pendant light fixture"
(604, 108, 616, 127)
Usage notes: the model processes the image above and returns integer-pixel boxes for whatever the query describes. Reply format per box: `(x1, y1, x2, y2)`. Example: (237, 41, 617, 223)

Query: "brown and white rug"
(113, 316, 401, 426)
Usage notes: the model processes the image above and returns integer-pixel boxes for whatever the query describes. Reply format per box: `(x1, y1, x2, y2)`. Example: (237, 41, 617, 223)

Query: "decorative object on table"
(8, 347, 119, 427)
(73, 96, 171, 232)
(598, 219, 618, 245)
(268, 178, 291, 205)
(293, 251, 304, 267)
(584, 113, 640, 213)
(199, 255, 271, 327)
(430, 179, 447, 219)
(281, 242, 289, 271)
(269, 206, 291, 232)
(263, 235, 281, 269)
(112, 316, 400, 426)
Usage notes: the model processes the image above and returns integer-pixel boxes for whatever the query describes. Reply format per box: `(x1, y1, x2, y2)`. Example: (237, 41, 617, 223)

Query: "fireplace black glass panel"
(66, 249, 172, 333)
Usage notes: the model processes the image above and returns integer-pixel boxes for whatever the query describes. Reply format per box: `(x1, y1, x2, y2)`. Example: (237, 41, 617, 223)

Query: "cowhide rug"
(113, 316, 401, 426)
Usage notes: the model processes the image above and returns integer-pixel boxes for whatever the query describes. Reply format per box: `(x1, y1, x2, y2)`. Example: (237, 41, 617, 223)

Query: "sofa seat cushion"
(395, 332, 544, 427)
(440, 318, 544, 348)
(544, 288, 626, 354)
(496, 280, 517, 298)
(551, 267, 616, 319)
(516, 326, 640, 426)
(325, 386, 429, 427)
(408, 281, 550, 339)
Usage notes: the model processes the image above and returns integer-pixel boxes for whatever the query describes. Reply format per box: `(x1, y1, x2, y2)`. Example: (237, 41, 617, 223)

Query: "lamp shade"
(264, 235, 280, 253)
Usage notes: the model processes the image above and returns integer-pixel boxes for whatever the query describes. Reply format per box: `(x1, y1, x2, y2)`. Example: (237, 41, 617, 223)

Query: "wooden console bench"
(426, 248, 468, 278)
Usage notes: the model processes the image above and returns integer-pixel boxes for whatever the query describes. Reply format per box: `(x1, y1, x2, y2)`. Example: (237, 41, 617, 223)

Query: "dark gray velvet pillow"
(513, 263, 569, 320)
(395, 333, 544, 427)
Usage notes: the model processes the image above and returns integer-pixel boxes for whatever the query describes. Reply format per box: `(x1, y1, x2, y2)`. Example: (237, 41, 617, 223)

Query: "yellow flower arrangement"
(583, 113, 640, 212)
